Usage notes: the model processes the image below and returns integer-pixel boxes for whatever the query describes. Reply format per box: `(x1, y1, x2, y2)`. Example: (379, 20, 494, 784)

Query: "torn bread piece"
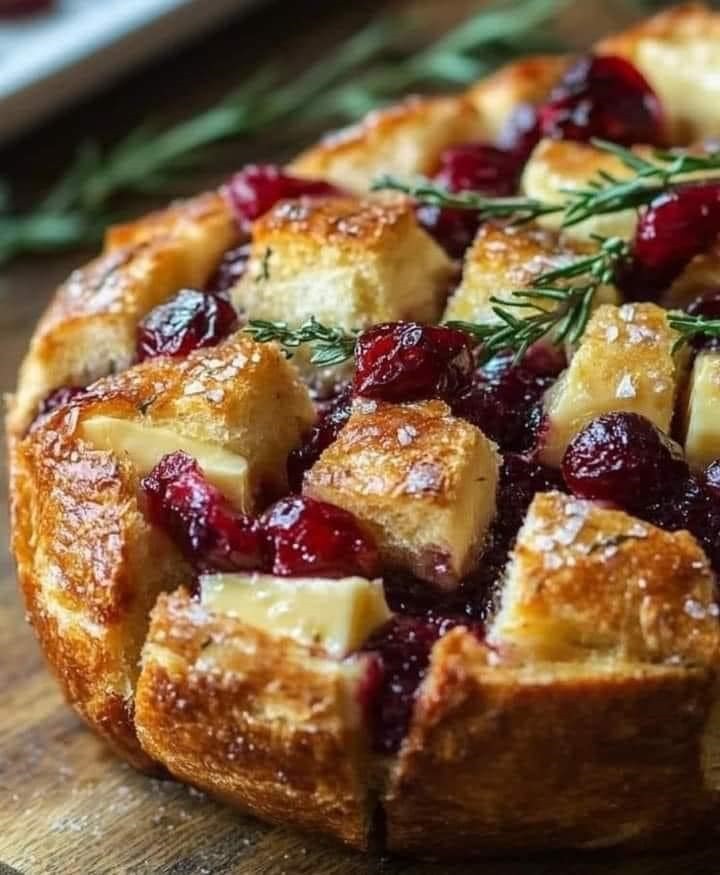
(11, 195, 238, 436)
(75, 334, 315, 506)
(384, 628, 719, 856)
(490, 491, 719, 664)
(289, 95, 484, 192)
(539, 303, 688, 467)
(303, 399, 500, 589)
(232, 195, 454, 333)
(135, 589, 375, 848)
(443, 222, 619, 325)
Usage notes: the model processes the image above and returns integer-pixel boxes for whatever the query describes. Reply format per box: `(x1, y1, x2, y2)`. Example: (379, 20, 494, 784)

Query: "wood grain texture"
(2, 1, 720, 871)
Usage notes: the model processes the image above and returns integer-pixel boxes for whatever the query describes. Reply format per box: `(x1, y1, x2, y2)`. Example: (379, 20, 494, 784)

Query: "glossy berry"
(623, 183, 720, 300)
(686, 292, 720, 350)
(704, 460, 720, 499)
(287, 388, 352, 492)
(205, 244, 251, 294)
(362, 615, 479, 753)
(538, 55, 664, 146)
(418, 143, 524, 258)
(562, 412, 688, 508)
(142, 452, 267, 571)
(261, 495, 379, 578)
(137, 289, 238, 362)
(353, 322, 473, 402)
(224, 165, 341, 233)
(451, 346, 564, 452)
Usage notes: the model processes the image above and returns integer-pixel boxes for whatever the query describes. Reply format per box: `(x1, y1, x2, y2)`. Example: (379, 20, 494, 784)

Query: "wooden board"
(2, 1, 720, 871)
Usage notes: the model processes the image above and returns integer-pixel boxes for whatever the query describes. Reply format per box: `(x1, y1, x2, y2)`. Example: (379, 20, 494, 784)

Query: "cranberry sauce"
(287, 387, 352, 492)
(137, 289, 238, 362)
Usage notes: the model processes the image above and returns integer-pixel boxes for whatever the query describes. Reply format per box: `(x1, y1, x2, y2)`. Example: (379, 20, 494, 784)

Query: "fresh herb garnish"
(244, 317, 358, 366)
(561, 139, 720, 227)
(447, 235, 629, 360)
(372, 175, 560, 222)
(1, 0, 566, 266)
(668, 312, 720, 351)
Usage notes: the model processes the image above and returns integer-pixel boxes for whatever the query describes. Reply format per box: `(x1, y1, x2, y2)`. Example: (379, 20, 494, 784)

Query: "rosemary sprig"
(244, 317, 358, 366)
(561, 139, 720, 227)
(668, 312, 720, 351)
(447, 236, 629, 359)
(2, 0, 566, 266)
(372, 175, 560, 222)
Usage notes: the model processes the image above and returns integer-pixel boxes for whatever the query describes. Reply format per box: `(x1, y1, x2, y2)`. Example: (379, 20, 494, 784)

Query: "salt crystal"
(397, 425, 417, 446)
(615, 374, 636, 399)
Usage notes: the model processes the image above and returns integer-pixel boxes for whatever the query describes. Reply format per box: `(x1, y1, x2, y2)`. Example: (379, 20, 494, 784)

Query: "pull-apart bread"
(10, 3, 720, 858)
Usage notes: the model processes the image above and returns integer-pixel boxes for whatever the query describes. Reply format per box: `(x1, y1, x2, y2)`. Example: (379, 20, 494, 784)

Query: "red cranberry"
(538, 55, 664, 146)
(685, 292, 720, 350)
(361, 615, 480, 753)
(622, 183, 720, 300)
(418, 143, 524, 258)
(142, 452, 267, 571)
(205, 244, 251, 294)
(353, 322, 473, 402)
(224, 165, 341, 233)
(287, 388, 351, 492)
(261, 495, 379, 579)
(704, 460, 720, 499)
(137, 289, 238, 362)
(562, 412, 688, 508)
(451, 346, 564, 453)
(0, 0, 53, 15)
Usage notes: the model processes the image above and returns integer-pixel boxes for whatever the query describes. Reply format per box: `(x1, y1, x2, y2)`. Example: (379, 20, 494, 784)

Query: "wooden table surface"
(2, 1, 720, 872)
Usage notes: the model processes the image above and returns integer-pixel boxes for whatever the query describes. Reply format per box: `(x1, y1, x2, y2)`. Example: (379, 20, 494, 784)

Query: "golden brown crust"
(290, 95, 484, 192)
(385, 629, 719, 857)
(492, 492, 720, 665)
(11, 409, 189, 769)
(10, 193, 238, 436)
(304, 400, 500, 587)
(135, 590, 373, 848)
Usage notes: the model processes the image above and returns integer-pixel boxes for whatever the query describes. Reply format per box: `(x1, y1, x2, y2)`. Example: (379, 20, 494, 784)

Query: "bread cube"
(76, 334, 315, 507)
(443, 222, 618, 325)
(289, 95, 484, 192)
(539, 303, 687, 467)
(232, 195, 453, 334)
(682, 350, 720, 469)
(490, 491, 719, 665)
(303, 399, 500, 588)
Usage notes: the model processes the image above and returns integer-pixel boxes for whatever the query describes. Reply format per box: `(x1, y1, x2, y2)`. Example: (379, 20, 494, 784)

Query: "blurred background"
(0, 1, 716, 872)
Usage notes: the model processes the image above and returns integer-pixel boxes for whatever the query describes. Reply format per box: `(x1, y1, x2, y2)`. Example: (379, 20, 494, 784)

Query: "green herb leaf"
(244, 317, 358, 366)
(668, 312, 720, 351)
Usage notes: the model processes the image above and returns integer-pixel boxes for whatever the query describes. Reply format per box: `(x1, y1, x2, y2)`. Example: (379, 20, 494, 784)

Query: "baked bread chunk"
(303, 400, 500, 588)
(232, 194, 454, 330)
(9, 2, 720, 860)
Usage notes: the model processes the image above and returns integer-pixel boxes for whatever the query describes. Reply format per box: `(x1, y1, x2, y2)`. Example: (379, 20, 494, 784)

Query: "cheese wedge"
(683, 350, 720, 469)
(80, 416, 250, 509)
(200, 573, 392, 658)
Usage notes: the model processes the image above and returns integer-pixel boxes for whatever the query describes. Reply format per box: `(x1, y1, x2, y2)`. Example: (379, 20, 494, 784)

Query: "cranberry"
(562, 412, 688, 508)
(704, 460, 720, 499)
(142, 452, 267, 571)
(361, 615, 480, 753)
(685, 293, 720, 350)
(451, 346, 564, 452)
(287, 388, 351, 492)
(136, 289, 238, 362)
(261, 495, 379, 579)
(205, 244, 251, 294)
(418, 143, 524, 258)
(0, 0, 53, 15)
(353, 322, 473, 403)
(622, 183, 720, 300)
(538, 55, 664, 146)
(224, 165, 341, 233)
